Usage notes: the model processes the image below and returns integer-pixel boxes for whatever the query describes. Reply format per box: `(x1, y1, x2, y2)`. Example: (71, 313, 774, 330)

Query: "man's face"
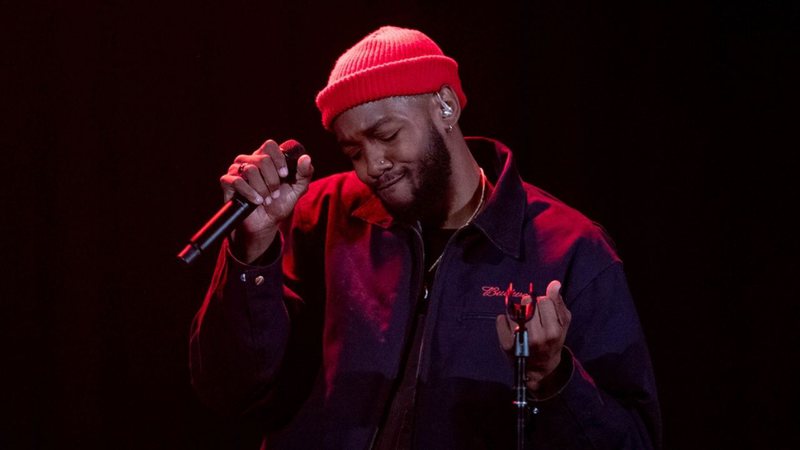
(333, 95, 452, 225)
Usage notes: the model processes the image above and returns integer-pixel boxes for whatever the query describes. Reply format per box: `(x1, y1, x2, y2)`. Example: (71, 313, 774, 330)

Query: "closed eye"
(345, 148, 362, 161)
(375, 129, 399, 143)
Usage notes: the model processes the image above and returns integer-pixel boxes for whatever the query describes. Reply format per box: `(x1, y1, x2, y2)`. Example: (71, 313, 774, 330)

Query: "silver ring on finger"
(237, 163, 248, 178)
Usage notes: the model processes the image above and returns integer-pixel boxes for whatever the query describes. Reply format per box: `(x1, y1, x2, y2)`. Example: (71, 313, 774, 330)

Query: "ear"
(430, 85, 462, 132)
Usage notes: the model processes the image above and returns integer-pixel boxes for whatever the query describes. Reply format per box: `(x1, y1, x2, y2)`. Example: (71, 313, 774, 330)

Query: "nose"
(364, 146, 391, 179)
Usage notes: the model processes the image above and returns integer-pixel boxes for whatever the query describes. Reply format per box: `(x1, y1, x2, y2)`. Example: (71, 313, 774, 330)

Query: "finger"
(254, 139, 280, 156)
(233, 153, 260, 164)
(263, 139, 287, 186)
(274, 140, 294, 179)
(525, 304, 546, 343)
(535, 293, 562, 337)
(526, 291, 556, 343)
(232, 154, 277, 189)
(257, 155, 282, 199)
(546, 280, 562, 301)
(292, 154, 314, 193)
(546, 280, 571, 328)
(228, 159, 274, 204)
(495, 314, 515, 351)
(220, 174, 237, 203)
(220, 174, 263, 205)
(241, 162, 272, 201)
(251, 141, 281, 196)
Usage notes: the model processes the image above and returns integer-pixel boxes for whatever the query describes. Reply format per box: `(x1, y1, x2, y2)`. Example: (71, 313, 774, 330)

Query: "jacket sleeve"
(189, 226, 324, 424)
(528, 262, 662, 449)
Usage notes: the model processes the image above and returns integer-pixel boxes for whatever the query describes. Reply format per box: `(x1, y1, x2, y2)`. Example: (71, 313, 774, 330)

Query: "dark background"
(3, 0, 797, 449)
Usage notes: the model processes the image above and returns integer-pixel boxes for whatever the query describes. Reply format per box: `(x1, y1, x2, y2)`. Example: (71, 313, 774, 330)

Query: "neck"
(440, 137, 484, 229)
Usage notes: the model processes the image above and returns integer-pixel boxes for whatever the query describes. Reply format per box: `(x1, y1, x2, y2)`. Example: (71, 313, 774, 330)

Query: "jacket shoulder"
(291, 171, 371, 229)
(523, 182, 621, 265)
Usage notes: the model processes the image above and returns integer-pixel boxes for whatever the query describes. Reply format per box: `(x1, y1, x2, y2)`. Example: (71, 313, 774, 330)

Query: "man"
(190, 26, 661, 449)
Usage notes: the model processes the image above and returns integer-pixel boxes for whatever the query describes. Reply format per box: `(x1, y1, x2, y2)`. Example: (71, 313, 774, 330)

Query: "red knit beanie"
(315, 26, 467, 130)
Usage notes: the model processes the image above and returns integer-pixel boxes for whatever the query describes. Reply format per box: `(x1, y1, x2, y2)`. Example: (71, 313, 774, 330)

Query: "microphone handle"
(177, 139, 306, 266)
(177, 195, 255, 265)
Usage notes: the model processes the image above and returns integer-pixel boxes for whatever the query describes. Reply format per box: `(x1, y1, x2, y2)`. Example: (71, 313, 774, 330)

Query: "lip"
(375, 173, 404, 191)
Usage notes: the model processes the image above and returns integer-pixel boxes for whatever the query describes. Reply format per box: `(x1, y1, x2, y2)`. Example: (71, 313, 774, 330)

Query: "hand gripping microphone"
(177, 140, 306, 265)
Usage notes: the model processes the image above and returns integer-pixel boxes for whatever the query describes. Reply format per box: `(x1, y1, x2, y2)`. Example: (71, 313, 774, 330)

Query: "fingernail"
(255, 195, 264, 204)
(272, 190, 280, 199)
(264, 197, 272, 205)
(279, 167, 289, 177)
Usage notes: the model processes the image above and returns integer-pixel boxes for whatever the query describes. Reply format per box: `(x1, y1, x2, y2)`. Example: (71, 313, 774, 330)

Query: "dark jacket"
(190, 137, 661, 449)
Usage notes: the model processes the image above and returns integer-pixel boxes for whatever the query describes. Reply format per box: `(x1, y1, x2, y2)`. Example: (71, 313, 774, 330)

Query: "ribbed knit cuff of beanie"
(315, 26, 467, 130)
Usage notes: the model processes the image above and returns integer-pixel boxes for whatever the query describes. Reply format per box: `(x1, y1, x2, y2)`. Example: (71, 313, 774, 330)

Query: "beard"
(380, 122, 452, 226)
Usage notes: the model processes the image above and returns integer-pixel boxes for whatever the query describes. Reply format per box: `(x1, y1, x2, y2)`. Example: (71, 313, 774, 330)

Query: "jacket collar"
(467, 137, 526, 259)
(352, 192, 395, 228)
(351, 137, 526, 258)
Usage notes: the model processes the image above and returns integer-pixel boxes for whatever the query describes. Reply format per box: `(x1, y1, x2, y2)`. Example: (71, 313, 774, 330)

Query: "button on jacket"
(190, 137, 661, 449)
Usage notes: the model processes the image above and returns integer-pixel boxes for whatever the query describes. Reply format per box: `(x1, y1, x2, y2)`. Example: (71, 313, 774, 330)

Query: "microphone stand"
(505, 283, 535, 450)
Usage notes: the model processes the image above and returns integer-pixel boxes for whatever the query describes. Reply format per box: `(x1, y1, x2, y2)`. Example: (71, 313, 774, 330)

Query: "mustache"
(373, 170, 406, 191)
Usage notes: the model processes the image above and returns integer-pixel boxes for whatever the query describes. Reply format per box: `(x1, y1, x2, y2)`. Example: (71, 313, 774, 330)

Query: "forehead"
(332, 95, 428, 139)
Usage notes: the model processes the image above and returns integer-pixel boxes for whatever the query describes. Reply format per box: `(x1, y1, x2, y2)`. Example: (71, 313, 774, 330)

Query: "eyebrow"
(337, 116, 396, 146)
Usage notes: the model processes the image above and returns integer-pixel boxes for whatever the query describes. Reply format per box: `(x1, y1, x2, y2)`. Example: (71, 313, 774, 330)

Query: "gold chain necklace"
(427, 168, 486, 273)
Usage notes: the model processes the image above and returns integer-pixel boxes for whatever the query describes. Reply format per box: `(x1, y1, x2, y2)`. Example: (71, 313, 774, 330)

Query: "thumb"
(546, 280, 562, 301)
(292, 154, 314, 193)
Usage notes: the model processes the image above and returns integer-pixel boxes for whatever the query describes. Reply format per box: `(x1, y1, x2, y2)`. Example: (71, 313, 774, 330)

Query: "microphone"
(177, 140, 306, 265)
(505, 282, 536, 327)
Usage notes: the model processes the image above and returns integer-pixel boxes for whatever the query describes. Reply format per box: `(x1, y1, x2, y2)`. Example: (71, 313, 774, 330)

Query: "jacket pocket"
(460, 311, 502, 321)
